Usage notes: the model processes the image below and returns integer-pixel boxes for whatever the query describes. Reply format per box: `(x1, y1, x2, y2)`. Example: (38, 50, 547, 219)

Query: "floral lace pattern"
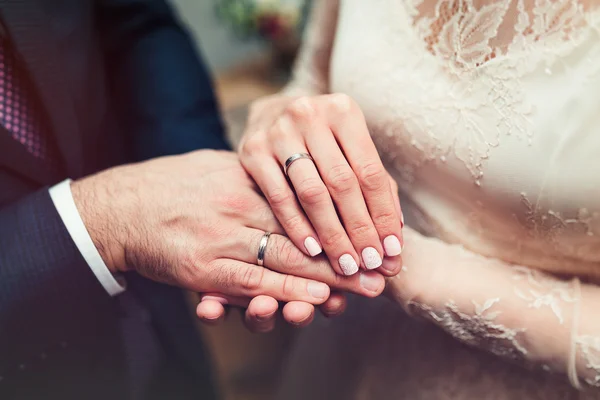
(518, 192, 600, 261)
(512, 266, 577, 324)
(576, 335, 600, 388)
(364, 0, 600, 183)
(520, 193, 597, 240)
(408, 298, 528, 361)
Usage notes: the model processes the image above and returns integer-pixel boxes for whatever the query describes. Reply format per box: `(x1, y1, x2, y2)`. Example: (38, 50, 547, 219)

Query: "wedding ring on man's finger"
(283, 153, 314, 177)
(257, 232, 272, 267)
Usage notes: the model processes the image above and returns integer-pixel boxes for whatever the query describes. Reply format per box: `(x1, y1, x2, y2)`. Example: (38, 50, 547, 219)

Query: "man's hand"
(196, 291, 348, 333)
(71, 150, 385, 319)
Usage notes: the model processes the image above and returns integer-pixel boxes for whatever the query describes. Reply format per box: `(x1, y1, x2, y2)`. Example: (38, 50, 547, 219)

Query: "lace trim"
(408, 298, 528, 360)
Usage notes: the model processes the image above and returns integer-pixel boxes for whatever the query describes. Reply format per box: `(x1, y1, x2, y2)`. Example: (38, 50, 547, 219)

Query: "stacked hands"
(72, 93, 404, 332)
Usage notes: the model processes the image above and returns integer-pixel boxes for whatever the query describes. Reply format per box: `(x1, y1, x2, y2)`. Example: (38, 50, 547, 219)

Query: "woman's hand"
(239, 93, 404, 277)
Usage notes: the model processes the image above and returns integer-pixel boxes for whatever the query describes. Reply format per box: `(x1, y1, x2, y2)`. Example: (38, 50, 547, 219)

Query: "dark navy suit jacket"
(0, 1, 228, 398)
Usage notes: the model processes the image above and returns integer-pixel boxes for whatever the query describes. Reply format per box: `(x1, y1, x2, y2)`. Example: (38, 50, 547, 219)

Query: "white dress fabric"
(276, 1, 600, 398)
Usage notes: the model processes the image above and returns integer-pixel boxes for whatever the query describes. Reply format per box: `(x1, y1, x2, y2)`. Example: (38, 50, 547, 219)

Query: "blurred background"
(169, 1, 311, 399)
(173, 0, 310, 143)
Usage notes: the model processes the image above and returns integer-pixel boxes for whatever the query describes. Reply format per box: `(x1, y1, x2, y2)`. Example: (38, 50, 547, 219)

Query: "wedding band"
(284, 153, 314, 176)
(257, 232, 272, 267)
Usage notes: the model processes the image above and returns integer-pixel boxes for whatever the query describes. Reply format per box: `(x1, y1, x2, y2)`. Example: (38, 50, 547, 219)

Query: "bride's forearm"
(387, 227, 600, 389)
(282, 0, 339, 96)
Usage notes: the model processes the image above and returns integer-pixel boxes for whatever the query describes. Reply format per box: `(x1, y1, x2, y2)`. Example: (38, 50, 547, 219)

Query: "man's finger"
(196, 297, 227, 325)
(282, 301, 315, 327)
(208, 259, 330, 304)
(244, 295, 280, 333)
(318, 291, 347, 318)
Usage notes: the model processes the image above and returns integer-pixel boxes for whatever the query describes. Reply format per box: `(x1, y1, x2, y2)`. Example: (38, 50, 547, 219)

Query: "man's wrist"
(49, 179, 126, 296)
(71, 177, 126, 274)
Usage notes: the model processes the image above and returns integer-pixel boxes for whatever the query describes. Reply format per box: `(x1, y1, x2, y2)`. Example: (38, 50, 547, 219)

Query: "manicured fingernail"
(201, 295, 228, 305)
(359, 272, 384, 293)
(307, 282, 329, 299)
(304, 237, 322, 256)
(362, 247, 383, 270)
(339, 254, 359, 276)
(383, 235, 402, 256)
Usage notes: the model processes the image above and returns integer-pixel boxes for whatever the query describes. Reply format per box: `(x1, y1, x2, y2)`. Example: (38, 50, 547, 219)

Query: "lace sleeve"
(387, 227, 600, 390)
(283, 0, 339, 96)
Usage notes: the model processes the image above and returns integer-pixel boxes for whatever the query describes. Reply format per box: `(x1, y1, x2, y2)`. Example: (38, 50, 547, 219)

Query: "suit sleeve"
(0, 188, 117, 375)
(94, 0, 230, 160)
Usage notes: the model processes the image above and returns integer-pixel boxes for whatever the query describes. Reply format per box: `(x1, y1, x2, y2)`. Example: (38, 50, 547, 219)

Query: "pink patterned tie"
(0, 39, 56, 162)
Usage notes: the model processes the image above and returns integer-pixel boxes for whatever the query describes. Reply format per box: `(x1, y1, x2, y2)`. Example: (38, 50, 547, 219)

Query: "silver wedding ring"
(257, 232, 272, 266)
(283, 152, 314, 177)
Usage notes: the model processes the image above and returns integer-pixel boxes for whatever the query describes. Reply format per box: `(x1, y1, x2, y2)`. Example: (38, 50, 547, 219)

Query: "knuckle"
(268, 122, 287, 142)
(239, 267, 265, 292)
(328, 273, 345, 289)
(321, 230, 346, 248)
(296, 178, 329, 205)
(324, 164, 358, 196)
(282, 275, 296, 298)
(266, 187, 294, 208)
(279, 239, 306, 271)
(347, 220, 374, 238)
(358, 162, 387, 191)
(282, 213, 306, 235)
(373, 210, 397, 229)
(327, 93, 354, 113)
(272, 113, 296, 139)
(240, 134, 266, 156)
(285, 96, 316, 121)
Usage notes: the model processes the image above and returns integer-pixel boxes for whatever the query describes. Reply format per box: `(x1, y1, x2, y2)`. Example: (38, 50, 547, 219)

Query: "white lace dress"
(275, 1, 600, 398)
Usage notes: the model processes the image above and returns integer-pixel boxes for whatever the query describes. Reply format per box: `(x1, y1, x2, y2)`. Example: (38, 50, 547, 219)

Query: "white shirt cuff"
(49, 179, 126, 296)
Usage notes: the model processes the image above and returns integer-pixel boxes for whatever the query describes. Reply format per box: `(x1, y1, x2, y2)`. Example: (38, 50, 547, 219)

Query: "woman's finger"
(303, 122, 383, 271)
(241, 146, 322, 258)
(271, 109, 360, 276)
(320, 94, 404, 259)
